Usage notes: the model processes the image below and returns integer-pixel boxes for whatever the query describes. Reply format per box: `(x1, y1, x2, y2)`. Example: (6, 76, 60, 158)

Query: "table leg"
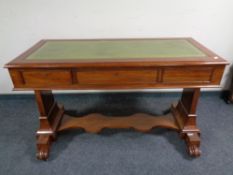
(175, 88, 201, 157)
(226, 82, 233, 103)
(34, 90, 64, 160)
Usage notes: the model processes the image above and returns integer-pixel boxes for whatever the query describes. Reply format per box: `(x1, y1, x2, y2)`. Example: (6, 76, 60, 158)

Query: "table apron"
(8, 65, 225, 90)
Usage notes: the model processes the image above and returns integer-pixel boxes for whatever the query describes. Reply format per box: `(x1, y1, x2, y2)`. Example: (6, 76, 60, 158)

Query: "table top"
(5, 38, 228, 68)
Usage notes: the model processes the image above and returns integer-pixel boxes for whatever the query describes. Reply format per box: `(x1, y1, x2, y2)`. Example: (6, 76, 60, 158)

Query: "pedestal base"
(34, 88, 201, 160)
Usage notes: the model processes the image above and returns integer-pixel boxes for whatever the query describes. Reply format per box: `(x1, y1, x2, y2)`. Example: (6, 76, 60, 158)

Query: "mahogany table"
(5, 38, 228, 160)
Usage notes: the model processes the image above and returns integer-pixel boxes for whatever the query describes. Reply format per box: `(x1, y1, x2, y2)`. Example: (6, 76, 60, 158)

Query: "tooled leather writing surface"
(26, 39, 206, 60)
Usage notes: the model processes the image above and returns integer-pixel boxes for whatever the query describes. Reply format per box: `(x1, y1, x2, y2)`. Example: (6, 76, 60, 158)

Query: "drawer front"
(77, 69, 157, 85)
(22, 70, 72, 86)
(8, 65, 225, 90)
(163, 67, 213, 83)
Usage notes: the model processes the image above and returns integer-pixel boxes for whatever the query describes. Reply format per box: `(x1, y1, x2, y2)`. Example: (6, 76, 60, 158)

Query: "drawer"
(163, 67, 213, 83)
(77, 69, 157, 85)
(22, 70, 72, 86)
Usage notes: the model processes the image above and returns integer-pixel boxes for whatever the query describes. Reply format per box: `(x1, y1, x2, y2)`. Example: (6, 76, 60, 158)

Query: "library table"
(5, 38, 228, 160)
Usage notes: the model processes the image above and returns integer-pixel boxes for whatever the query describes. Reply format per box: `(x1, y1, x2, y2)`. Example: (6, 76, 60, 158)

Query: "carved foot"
(37, 147, 49, 160)
(183, 132, 201, 157)
(36, 135, 51, 161)
(188, 145, 201, 157)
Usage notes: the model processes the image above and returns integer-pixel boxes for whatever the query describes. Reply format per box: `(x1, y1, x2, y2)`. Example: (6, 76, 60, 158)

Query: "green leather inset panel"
(26, 39, 206, 60)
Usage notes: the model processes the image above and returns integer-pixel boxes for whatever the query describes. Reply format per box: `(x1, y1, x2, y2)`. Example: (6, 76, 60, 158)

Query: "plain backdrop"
(1, 0, 233, 94)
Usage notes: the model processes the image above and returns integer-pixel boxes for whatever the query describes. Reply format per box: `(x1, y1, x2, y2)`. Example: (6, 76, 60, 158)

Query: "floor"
(0, 92, 233, 175)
